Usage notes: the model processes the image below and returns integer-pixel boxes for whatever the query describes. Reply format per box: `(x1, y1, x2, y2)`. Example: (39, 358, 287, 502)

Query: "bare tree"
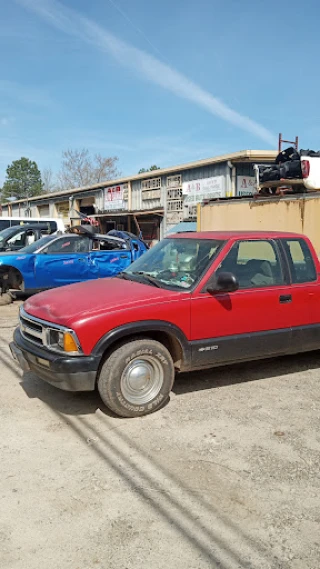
(94, 154, 120, 183)
(58, 149, 120, 190)
(41, 167, 56, 193)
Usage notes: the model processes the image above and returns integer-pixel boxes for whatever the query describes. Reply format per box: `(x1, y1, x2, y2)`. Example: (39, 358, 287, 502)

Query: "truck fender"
(92, 320, 192, 371)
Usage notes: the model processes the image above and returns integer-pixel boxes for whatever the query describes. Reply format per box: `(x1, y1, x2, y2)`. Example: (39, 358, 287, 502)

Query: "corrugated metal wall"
(181, 162, 228, 182)
(236, 164, 255, 177)
(131, 178, 164, 211)
(131, 179, 142, 211)
(1, 161, 252, 224)
(131, 163, 231, 212)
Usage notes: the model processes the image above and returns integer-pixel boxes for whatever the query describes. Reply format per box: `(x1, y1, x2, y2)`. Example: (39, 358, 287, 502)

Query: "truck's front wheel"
(98, 339, 175, 418)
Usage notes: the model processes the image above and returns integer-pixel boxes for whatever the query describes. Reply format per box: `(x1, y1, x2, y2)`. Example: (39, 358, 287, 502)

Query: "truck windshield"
(124, 238, 224, 289)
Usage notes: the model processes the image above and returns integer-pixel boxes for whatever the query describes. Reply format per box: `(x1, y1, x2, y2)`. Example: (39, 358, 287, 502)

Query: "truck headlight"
(62, 332, 79, 353)
(48, 329, 80, 353)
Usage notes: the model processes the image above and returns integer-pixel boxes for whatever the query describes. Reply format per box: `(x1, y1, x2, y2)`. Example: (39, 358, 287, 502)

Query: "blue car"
(0, 227, 148, 294)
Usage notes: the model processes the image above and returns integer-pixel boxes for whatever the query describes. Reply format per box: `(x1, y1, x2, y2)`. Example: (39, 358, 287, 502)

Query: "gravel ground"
(1, 301, 320, 569)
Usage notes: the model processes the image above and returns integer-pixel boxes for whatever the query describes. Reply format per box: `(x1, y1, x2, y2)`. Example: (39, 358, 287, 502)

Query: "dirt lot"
(1, 301, 320, 569)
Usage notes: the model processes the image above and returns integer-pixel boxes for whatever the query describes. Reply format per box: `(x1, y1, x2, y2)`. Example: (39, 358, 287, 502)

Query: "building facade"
(1, 149, 277, 242)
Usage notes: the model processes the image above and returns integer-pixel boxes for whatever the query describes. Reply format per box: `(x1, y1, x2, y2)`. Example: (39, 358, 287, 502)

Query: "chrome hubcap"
(121, 356, 163, 405)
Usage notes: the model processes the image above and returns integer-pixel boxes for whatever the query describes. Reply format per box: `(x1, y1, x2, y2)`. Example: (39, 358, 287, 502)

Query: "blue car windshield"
(20, 235, 56, 253)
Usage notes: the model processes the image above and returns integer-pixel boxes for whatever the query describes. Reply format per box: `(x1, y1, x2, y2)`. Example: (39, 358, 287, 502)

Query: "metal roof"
(1, 149, 277, 207)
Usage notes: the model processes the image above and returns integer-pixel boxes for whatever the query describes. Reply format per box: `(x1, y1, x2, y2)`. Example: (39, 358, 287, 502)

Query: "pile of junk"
(258, 147, 320, 195)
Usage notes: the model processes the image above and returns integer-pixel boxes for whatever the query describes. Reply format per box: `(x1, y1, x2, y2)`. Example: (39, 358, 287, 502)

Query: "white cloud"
(15, 0, 276, 146)
(0, 118, 9, 126)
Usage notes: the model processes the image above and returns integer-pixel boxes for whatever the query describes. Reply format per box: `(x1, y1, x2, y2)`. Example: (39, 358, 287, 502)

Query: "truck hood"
(23, 277, 180, 326)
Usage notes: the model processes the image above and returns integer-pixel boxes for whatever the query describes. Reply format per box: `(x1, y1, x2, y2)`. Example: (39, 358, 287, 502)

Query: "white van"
(0, 217, 65, 234)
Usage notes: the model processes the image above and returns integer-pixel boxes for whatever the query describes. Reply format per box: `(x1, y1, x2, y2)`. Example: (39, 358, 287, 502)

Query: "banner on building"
(104, 184, 128, 211)
(182, 176, 226, 204)
(237, 176, 256, 197)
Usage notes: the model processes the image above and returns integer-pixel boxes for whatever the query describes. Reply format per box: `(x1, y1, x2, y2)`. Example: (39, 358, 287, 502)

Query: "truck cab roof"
(170, 230, 304, 240)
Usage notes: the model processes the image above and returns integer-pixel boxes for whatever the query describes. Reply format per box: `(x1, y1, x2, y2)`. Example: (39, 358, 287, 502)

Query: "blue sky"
(1, 0, 320, 185)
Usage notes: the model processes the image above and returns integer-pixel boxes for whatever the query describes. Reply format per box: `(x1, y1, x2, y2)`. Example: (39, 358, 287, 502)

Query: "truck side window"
(48, 221, 57, 233)
(217, 240, 284, 289)
(25, 230, 37, 245)
(7, 230, 27, 248)
(283, 239, 317, 283)
(0, 221, 10, 230)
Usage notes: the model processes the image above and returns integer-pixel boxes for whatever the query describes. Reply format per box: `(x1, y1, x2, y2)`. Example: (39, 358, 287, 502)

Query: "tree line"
(0, 149, 161, 203)
(0, 149, 120, 202)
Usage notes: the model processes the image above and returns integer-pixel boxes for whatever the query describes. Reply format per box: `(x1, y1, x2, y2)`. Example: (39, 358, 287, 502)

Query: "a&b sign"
(182, 176, 226, 204)
(237, 176, 257, 196)
(104, 184, 128, 211)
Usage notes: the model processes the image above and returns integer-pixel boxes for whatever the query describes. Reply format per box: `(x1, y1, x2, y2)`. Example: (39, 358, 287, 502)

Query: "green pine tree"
(2, 157, 43, 201)
(138, 165, 160, 174)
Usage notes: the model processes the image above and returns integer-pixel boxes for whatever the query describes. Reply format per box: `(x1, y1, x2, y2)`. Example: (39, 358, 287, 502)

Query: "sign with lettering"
(182, 176, 226, 204)
(237, 176, 256, 196)
(104, 184, 128, 211)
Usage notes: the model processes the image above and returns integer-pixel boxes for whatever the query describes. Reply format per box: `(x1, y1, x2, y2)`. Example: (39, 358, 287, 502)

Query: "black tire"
(98, 338, 175, 418)
(10, 269, 24, 291)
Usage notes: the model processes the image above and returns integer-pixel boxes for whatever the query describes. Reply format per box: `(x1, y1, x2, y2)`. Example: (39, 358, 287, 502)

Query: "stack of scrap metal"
(259, 147, 302, 184)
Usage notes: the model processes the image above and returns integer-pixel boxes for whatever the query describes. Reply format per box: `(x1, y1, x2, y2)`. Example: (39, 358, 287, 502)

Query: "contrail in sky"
(15, 0, 276, 146)
(106, 0, 164, 59)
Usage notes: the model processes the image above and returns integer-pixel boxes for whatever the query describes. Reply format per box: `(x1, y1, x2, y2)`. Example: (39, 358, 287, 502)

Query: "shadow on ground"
(173, 350, 320, 395)
(4, 347, 318, 418)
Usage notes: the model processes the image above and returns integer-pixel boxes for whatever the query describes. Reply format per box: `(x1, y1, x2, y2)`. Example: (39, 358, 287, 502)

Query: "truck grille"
(19, 309, 45, 346)
(18, 307, 82, 356)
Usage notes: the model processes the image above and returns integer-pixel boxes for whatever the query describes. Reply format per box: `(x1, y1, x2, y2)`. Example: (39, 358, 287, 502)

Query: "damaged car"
(0, 226, 148, 294)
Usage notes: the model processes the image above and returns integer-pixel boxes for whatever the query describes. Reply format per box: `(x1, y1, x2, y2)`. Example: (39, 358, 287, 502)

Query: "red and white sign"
(104, 184, 127, 211)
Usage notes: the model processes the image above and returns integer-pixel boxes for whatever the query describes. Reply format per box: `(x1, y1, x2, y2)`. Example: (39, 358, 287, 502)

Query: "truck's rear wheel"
(98, 339, 175, 418)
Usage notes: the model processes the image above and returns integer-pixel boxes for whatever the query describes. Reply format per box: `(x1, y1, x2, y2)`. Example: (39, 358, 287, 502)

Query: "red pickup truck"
(10, 231, 320, 418)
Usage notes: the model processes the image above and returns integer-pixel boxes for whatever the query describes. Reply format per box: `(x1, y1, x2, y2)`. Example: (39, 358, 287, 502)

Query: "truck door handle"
(78, 258, 86, 262)
(279, 294, 292, 304)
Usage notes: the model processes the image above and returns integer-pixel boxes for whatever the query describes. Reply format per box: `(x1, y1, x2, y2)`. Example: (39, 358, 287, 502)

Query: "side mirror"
(206, 272, 239, 294)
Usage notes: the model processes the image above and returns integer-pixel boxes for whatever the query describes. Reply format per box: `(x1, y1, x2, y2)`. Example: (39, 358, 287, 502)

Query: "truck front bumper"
(10, 328, 99, 392)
